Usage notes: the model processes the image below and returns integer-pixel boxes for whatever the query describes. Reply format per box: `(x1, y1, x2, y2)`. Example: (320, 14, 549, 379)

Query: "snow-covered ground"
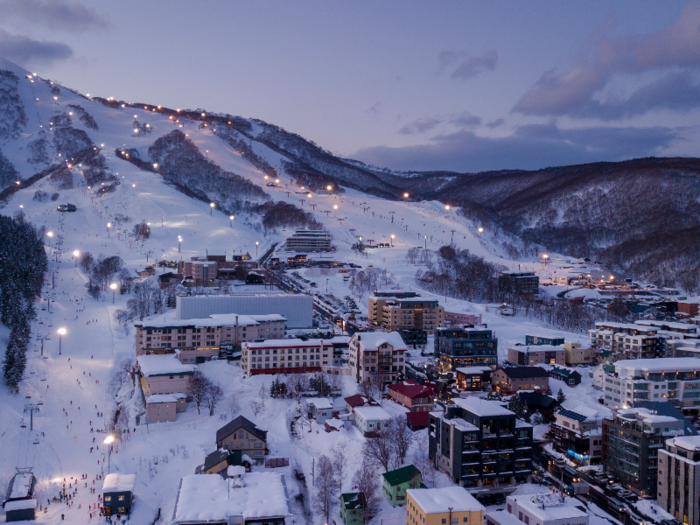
(0, 58, 622, 525)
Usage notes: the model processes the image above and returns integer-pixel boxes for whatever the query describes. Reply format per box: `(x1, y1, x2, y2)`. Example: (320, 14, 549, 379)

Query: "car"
(57, 203, 77, 212)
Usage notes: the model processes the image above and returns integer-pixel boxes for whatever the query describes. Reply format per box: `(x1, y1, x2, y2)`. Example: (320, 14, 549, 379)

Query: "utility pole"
(24, 403, 43, 431)
(450, 230, 456, 243)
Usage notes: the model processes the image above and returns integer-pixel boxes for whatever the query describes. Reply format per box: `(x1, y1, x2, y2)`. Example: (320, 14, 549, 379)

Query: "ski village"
(1, 55, 700, 525)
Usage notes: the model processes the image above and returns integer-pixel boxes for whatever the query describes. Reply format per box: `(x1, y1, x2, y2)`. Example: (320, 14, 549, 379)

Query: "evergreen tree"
(508, 395, 525, 420)
(557, 388, 567, 404)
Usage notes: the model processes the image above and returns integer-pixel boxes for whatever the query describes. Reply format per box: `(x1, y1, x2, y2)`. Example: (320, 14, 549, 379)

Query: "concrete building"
(525, 335, 564, 346)
(492, 367, 550, 395)
(302, 398, 334, 424)
(600, 358, 700, 418)
(348, 332, 407, 385)
(589, 322, 662, 359)
(564, 342, 596, 366)
(368, 291, 444, 334)
(550, 408, 603, 465)
(548, 366, 582, 386)
(136, 354, 195, 396)
(145, 394, 187, 423)
(445, 312, 482, 327)
(134, 312, 286, 357)
(678, 300, 700, 319)
(429, 397, 533, 497)
(658, 435, 700, 525)
(435, 327, 498, 372)
(498, 272, 539, 294)
(502, 489, 588, 525)
(602, 405, 693, 496)
(507, 345, 565, 366)
(241, 339, 333, 376)
(455, 367, 492, 391)
(176, 294, 313, 329)
(407, 487, 484, 525)
(178, 258, 218, 286)
(285, 229, 332, 252)
(636, 320, 699, 338)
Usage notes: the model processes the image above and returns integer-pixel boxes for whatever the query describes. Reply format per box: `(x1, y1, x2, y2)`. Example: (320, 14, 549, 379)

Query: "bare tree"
(188, 371, 209, 415)
(363, 428, 395, 472)
(358, 375, 382, 404)
(389, 415, 415, 468)
(313, 455, 340, 524)
(352, 457, 381, 524)
(205, 382, 224, 416)
(332, 439, 349, 491)
(287, 373, 310, 403)
(227, 395, 240, 419)
(412, 436, 436, 488)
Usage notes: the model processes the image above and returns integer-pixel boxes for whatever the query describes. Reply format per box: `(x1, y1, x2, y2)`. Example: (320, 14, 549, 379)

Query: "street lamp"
(104, 434, 115, 473)
(327, 185, 332, 192)
(18, 204, 23, 220)
(542, 253, 549, 269)
(390, 234, 395, 247)
(178, 236, 182, 253)
(210, 202, 215, 216)
(255, 241, 259, 258)
(307, 193, 312, 199)
(47, 231, 53, 247)
(403, 192, 409, 199)
(478, 227, 484, 233)
(57, 327, 66, 355)
(73, 250, 80, 267)
(229, 215, 235, 228)
(333, 204, 338, 217)
(110, 282, 118, 304)
(107, 222, 112, 237)
(444, 204, 451, 211)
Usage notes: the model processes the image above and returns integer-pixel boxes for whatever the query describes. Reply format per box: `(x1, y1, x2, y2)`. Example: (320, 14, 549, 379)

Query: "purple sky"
(2, 0, 699, 172)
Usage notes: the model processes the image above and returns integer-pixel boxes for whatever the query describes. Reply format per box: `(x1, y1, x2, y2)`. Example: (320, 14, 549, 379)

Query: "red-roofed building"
(406, 411, 431, 431)
(387, 380, 436, 412)
(344, 394, 379, 413)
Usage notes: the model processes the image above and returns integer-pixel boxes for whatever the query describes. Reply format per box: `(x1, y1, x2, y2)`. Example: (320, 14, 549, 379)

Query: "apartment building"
(678, 300, 700, 319)
(429, 397, 533, 497)
(525, 335, 564, 346)
(368, 291, 444, 334)
(600, 358, 700, 418)
(241, 338, 333, 376)
(498, 272, 539, 295)
(387, 379, 436, 412)
(503, 489, 588, 525)
(285, 230, 332, 252)
(444, 312, 482, 327)
(492, 367, 550, 394)
(564, 342, 596, 366)
(658, 435, 700, 525)
(134, 312, 286, 357)
(636, 320, 699, 338)
(407, 487, 484, 525)
(435, 327, 498, 372)
(507, 345, 565, 366)
(178, 258, 218, 286)
(589, 322, 662, 359)
(348, 332, 407, 385)
(603, 404, 694, 496)
(550, 408, 603, 465)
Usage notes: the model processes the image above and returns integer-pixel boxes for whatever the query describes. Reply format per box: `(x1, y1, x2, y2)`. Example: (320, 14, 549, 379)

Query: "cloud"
(399, 111, 481, 135)
(486, 118, 505, 129)
(0, 0, 109, 32)
(355, 124, 682, 173)
(513, 2, 700, 118)
(438, 49, 498, 80)
(366, 102, 382, 118)
(0, 29, 72, 66)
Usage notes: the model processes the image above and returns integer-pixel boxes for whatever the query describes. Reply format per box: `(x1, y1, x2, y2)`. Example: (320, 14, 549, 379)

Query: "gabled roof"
(388, 380, 436, 399)
(499, 366, 549, 379)
(549, 366, 581, 379)
(341, 492, 364, 510)
(382, 464, 421, 487)
(216, 416, 267, 444)
(352, 332, 408, 351)
(406, 411, 430, 428)
(517, 392, 557, 409)
(344, 394, 377, 407)
(204, 449, 232, 471)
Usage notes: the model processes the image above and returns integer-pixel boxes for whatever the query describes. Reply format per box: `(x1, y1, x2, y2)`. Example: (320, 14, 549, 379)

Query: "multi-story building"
(407, 487, 484, 525)
(636, 320, 699, 339)
(550, 408, 603, 465)
(498, 272, 539, 295)
(285, 229, 332, 252)
(435, 327, 498, 372)
(398, 329, 428, 348)
(387, 379, 436, 412)
(589, 322, 662, 359)
(658, 435, 700, 525)
(241, 338, 333, 376)
(564, 342, 596, 366)
(455, 367, 492, 391)
(177, 258, 218, 286)
(492, 367, 550, 395)
(501, 488, 588, 525)
(368, 291, 444, 334)
(602, 404, 692, 496)
(368, 290, 418, 327)
(678, 300, 700, 319)
(136, 354, 195, 396)
(215, 416, 268, 461)
(134, 312, 287, 357)
(668, 340, 700, 359)
(429, 397, 533, 497)
(444, 312, 482, 327)
(525, 335, 564, 346)
(507, 345, 565, 366)
(348, 332, 407, 385)
(600, 358, 700, 418)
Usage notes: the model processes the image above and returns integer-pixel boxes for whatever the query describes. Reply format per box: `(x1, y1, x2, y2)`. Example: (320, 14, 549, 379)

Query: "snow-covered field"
(0, 57, 617, 525)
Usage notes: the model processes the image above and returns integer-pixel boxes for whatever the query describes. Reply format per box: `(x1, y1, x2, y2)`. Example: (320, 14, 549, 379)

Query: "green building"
(382, 465, 422, 505)
(340, 493, 364, 525)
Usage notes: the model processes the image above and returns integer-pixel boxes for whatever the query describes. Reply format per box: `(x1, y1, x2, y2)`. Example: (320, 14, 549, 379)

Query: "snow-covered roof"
(455, 367, 492, 375)
(509, 493, 588, 522)
(145, 394, 186, 404)
(243, 338, 332, 350)
(353, 406, 393, 421)
(135, 310, 285, 328)
(353, 331, 407, 351)
(408, 487, 484, 514)
(137, 355, 196, 377)
(511, 483, 552, 496)
(304, 397, 333, 410)
(4, 499, 36, 511)
(9, 474, 33, 499)
(227, 465, 246, 478)
(453, 397, 514, 417)
(172, 473, 288, 523)
(615, 357, 700, 373)
(616, 407, 681, 424)
(102, 473, 136, 493)
(669, 435, 700, 451)
(485, 510, 523, 525)
(325, 418, 344, 430)
(512, 344, 564, 353)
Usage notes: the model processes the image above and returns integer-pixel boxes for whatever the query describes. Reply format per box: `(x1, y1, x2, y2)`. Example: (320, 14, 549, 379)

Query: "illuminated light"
(333, 204, 338, 209)
(121, 104, 125, 108)
(264, 175, 268, 180)
(146, 124, 150, 128)
(144, 106, 148, 109)
(86, 93, 90, 97)
(275, 179, 279, 184)
(201, 113, 206, 117)
(134, 129, 139, 133)
(445, 204, 450, 210)
(101, 144, 105, 147)
(478, 227, 484, 233)
(307, 193, 312, 198)
(229, 215, 234, 220)
(47, 232, 53, 238)
(57, 327, 66, 336)
(73, 250, 80, 257)
(68, 112, 73, 115)
(103, 435, 115, 445)
(110, 283, 117, 291)
(176, 109, 181, 112)
(157, 106, 162, 109)
(134, 115, 138, 118)
(228, 121, 232, 125)
(153, 163, 159, 169)
(403, 192, 409, 198)
(132, 184, 135, 188)
(169, 116, 173, 120)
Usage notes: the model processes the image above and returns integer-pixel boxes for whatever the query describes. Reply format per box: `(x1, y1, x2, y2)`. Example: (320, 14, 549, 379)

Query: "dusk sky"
(2, 0, 699, 172)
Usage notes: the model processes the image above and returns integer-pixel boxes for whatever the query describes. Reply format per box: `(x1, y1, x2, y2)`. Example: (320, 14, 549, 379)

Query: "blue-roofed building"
(548, 366, 582, 386)
(551, 407, 603, 465)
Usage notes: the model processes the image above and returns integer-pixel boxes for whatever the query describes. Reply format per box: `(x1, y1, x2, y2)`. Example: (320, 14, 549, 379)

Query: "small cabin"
(3, 472, 36, 522)
(102, 473, 136, 516)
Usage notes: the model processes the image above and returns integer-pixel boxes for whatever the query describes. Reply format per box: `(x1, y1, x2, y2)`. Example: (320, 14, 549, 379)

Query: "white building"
(601, 358, 700, 414)
(285, 230, 331, 252)
(241, 339, 333, 376)
(658, 435, 700, 525)
(348, 331, 407, 385)
(353, 406, 393, 436)
(176, 294, 313, 328)
(589, 322, 661, 359)
(502, 487, 588, 525)
(302, 398, 334, 424)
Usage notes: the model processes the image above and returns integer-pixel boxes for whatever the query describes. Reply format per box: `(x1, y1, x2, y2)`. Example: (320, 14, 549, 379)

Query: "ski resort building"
(241, 338, 333, 376)
(284, 230, 332, 252)
(136, 354, 196, 396)
(368, 291, 444, 334)
(435, 327, 498, 372)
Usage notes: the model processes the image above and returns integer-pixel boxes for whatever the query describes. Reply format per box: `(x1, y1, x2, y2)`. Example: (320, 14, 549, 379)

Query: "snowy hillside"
(0, 57, 612, 525)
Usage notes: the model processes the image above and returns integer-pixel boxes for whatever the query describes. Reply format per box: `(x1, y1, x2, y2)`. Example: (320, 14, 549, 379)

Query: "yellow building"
(368, 292, 444, 335)
(407, 487, 484, 525)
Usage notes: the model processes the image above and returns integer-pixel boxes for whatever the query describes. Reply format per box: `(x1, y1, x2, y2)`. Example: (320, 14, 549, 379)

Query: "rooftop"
(102, 473, 136, 493)
(500, 366, 550, 379)
(669, 435, 700, 451)
(353, 332, 408, 351)
(453, 397, 514, 417)
(304, 397, 333, 410)
(216, 416, 267, 444)
(615, 357, 700, 373)
(408, 486, 484, 514)
(172, 473, 288, 523)
(456, 367, 492, 375)
(8, 473, 33, 499)
(383, 465, 421, 487)
(145, 393, 186, 404)
(243, 338, 333, 350)
(509, 493, 588, 522)
(136, 355, 196, 377)
(354, 406, 393, 421)
(388, 379, 436, 399)
(135, 310, 286, 328)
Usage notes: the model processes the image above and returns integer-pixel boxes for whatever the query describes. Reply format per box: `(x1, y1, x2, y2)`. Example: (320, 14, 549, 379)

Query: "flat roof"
(408, 487, 484, 514)
(9, 473, 33, 499)
(510, 493, 588, 522)
(615, 357, 700, 373)
(353, 406, 393, 420)
(453, 397, 514, 417)
(146, 394, 186, 404)
(455, 367, 492, 375)
(4, 499, 36, 511)
(243, 338, 332, 349)
(669, 435, 700, 451)
(103, 473, 136, 493)
(136, 311, 286, 328)
(304, 397, 333, 410)
(137, 355, 196, 377)
(173, 473, 288, 523)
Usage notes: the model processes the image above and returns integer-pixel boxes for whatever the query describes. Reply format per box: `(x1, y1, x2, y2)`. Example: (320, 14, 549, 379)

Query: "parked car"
(57, 203, 77, 212)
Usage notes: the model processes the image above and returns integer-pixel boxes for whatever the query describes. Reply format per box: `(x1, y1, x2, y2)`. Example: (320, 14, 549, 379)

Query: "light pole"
(47, 231, 53, 248)
(333, 204, 338, 217)
(210, 202, 215, 216)
(542, 253, 549, 270)
(326, 185, 332, 193)
(104, 434, 115, 473)
(178, 236, 182, 253)
(403, 192, 409, 199)
(478, 227, 484, 233)
(107, 222, 112, 237)
(110, 282, 118, 304)
(73, 250, 80, 267)
(229, 215, 235, 228)
(19, 204, 23, 220)
(255, 241, 259, 258)
(162, 215, 164, 227)
(445, 204, 451, 211)
(57, 327, 66, 356)
(390, 234, 395, 247)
